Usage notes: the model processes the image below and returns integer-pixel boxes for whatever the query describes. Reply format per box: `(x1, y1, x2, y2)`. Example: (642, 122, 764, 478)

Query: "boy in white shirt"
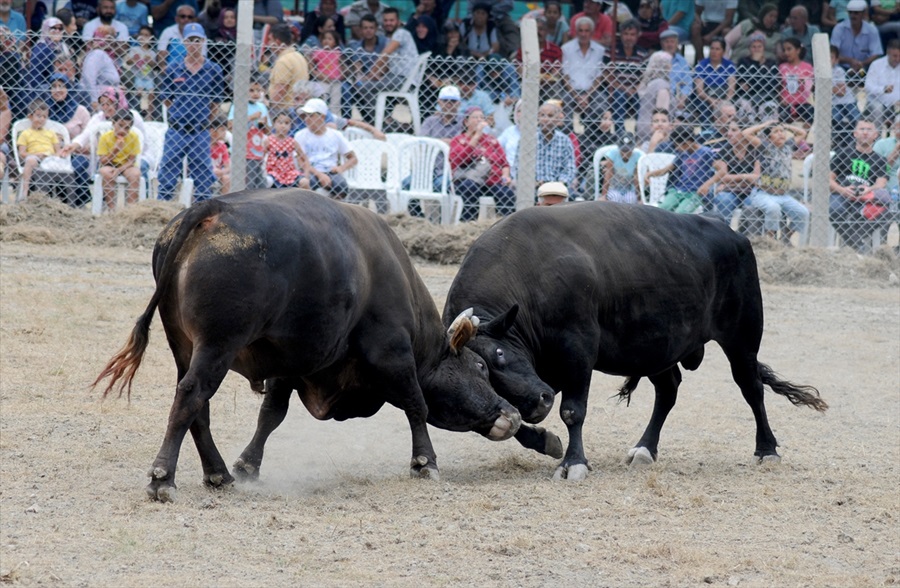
(293, 99, 358, 200)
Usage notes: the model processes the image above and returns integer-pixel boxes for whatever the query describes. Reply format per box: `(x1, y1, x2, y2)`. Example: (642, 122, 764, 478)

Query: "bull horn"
(448, 308, 479, 355)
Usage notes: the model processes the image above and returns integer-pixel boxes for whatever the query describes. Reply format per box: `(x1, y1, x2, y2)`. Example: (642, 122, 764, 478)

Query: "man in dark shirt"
(829, 118, 890, 253)
(606, 19, 649, 129)
(712, 121, 760, 222)
(157, 23, 225, 202)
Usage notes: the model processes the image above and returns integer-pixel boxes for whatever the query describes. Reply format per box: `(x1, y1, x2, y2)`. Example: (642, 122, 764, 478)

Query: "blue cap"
(183, 23, 206, 40)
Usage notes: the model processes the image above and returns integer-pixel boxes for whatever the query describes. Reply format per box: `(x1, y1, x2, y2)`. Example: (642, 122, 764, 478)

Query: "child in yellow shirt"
(16, 100, 60, 197)
(97, 110, 142, 210)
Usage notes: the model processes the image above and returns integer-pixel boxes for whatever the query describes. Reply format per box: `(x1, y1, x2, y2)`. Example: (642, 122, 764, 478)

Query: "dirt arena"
(1, 198, 898, 587)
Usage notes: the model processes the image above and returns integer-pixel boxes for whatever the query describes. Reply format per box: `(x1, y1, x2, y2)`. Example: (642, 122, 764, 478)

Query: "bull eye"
(496, 349, 504, 358)
(475, 361, 486, 373)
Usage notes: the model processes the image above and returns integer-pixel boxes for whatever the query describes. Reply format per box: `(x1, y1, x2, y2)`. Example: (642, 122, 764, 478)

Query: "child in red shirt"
(210, 116, 231, 194)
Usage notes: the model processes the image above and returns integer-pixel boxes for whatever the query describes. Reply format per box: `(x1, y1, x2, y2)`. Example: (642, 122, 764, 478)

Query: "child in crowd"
(601, 132, 641, 204)
(97, 109, 142, 210)
(648, 125, 724, 213)
(264, 111, 309, 188)
(742, 118, 810, 243)
(16, 100, 61, 198)
(641, 108, 672, 153)
(778, 38, 814, 125)
(228, 78, 270, 189)
(210, 116, 231, 194)
(293, 98, 357, 200)
(310, 30, 343, 113)
(126, 26, 157, 117)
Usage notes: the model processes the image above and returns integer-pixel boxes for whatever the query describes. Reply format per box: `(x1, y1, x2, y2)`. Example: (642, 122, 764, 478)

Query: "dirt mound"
(2, 195, 897, 288)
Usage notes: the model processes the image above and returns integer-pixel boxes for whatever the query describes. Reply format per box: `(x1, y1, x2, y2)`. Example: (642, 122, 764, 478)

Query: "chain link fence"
(1, 27, 897, 251)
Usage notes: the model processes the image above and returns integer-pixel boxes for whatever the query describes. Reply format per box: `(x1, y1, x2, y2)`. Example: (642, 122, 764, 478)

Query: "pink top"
(64, 105, 92, 140)
(779, 61, 814, 106)
(312, 48, 342, 81)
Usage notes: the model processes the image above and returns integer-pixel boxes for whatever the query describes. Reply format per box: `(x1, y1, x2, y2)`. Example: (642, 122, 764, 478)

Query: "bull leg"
(552, 379, 592, 481)
(726, 352, 780, 462)
(147, 348, 232, 502)
(627, 366, 681, 466)
(232, 378, 293, 481)
(190, 399, 234, 488)
(514, 424, 564, 459)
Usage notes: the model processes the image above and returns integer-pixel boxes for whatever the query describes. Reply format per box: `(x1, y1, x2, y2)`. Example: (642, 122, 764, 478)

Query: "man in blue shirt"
(157, 22, 224, 202)
(0, 0, 27, 42)
(648, 125, 725, 213)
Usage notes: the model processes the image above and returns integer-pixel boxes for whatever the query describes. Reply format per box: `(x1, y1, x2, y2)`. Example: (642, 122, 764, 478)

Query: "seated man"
(527, 101, 577, 195)
(342, 14, 386, 119)
(537, 181, 568, 205)
(863, 39, 900, 130)
(647, 125, 724, 213)
(82, 0, 130, 41)
(831, 0, 884, 78)
(606, 19, 649, 129)
(561, 17, 608, 154)
(293, 98, 358, 201)
(420, 85, 463, 142)
(568, 0, 614, 46)
(461, 3, 499, 59)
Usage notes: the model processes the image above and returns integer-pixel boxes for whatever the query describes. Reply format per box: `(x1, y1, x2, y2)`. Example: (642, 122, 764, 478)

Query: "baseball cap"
(659, 29, 679, 40)
(846, 0, 868, 11)
(618, 132, 636, 150)
(438, 85, 461, 101)
(183, 23, 207, 40)
(300, 98, 329, 115)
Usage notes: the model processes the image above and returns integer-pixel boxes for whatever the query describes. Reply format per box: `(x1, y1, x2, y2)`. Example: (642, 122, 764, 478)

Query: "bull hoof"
(204, 471, 235, 488)
(758, 454, 782, 465)
(409, 455, 440, 481)
(626, 446, 655, 466)
(551, 462, 590, 481)
(146, 467, 176, 502)
(543, 430, 564, 459)
(231, 458, 259, 482)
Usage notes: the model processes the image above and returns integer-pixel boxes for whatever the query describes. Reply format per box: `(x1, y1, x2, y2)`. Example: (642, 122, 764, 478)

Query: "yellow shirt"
(16, 128, 58, 156)
(269, 48, 309, 99)
(97, 129, 141, 167)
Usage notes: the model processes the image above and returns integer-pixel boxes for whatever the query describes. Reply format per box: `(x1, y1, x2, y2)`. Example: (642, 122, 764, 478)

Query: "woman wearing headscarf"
(81, 26, 121, 109)
(46, 73, 91, 138)
(725, 4, 783, 63)
(636, 51, 672, 145)
(27, 18, 74, 99)
(409, 15, 438, 55)
(210, 7, 237, 77)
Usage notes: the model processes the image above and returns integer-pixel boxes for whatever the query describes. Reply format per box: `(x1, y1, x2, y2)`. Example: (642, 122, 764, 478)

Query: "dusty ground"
(1, 198, 898, 587)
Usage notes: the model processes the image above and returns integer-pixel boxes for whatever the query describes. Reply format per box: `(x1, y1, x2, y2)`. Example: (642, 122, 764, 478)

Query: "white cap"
(438, 85, 461, 101)
(846, 0, 868, 11)
(300, 98, 329, 115)
(537, 182, 569, 198)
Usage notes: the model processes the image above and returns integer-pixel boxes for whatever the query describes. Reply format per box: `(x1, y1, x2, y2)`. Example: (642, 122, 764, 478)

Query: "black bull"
(94, 191, 523, 501)
(443, 202, 828, 480)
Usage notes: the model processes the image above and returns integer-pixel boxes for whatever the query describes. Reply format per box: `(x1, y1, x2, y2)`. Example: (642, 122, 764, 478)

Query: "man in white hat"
(294, 98, 358, 201)
(831, 0, 884, 75)
(419, 85, 464, 142)
(537, 181, 568, 205)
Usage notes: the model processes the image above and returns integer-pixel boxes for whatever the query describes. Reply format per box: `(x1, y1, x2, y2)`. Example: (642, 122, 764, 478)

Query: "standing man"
(561, 17, 607, 152)
(158, 4, 206, 73)
(82, 0, 130, 41)
(268, 23, 310, 112)
(157, 22, 224, 203)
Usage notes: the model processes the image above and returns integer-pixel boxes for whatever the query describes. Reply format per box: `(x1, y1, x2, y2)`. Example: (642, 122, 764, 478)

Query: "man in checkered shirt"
(511, 101, 576, 199)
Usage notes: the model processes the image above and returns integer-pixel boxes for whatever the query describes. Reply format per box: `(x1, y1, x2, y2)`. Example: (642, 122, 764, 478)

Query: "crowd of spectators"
(0, 0, 897, 248)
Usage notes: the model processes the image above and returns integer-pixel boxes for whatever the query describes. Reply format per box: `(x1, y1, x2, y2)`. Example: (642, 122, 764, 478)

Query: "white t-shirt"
(293, 127, 353, 172)
(387, 27, 418, 78)
(82, 18, 131, 41)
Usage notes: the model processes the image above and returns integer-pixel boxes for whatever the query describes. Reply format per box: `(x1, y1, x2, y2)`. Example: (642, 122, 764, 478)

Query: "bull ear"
(479, 304, 518, 338)
(447, 307, 480, 355)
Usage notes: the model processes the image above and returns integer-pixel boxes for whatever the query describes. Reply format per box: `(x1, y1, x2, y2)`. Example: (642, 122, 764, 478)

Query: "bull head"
(447, 308, 480, 355)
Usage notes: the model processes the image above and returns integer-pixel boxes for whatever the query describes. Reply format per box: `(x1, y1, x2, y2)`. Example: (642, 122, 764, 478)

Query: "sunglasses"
(50, 25, 64, 30)
(177, 13, 195, 19)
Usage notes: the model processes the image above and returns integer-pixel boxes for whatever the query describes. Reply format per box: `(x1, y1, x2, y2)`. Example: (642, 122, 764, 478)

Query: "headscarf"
(99, 86, 128, 110)
(47, 72, 78, 122)
(92, 26, 119, 64)
(410, 15, 438, 54)
(40, 17, 64, 46)
(217, 9, 237, 42)
(638, 51, 672, 95)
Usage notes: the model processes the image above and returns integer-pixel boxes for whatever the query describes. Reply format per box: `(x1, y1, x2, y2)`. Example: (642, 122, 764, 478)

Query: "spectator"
(636, 0, 669, 51)
(116, 0, 149, 38)
(735, 32, 779, 123)
(342, 14, 385, 119)
(97, 109, 141, 210)
(345, 0, 388, 40)
(69, 0, 99, 31)
(409, 15, 438, 54)
(831, 0, 884, 76)
(228, 77, 268, 189)
(450, 106, 514, 220)
(301, 14, 337, 48)
(691, 37, 737, 127)
(778, 37, 814, 125)
(662, 0, 694, 42)
(725, 3, 782, 62)
(0, 26, 24, 120)
(46, 73, 91, 140)
(209, 115, 231, 194)
(309, 30, 342, 113)
(81, 26, 122, 108)
(520, 101, 577, 192)
(823, 0, 852, 30)
(0, 0, 26, 42)
(561, 17, 608, 153)
(607, 19, 650, 129)
(208, 8, 237, 75)
(252, 0, 283, 42)
(649, 125, 724, 213)
(158, 4, 205, 73)
(406, 0, 444, 34)
(467, 0, 519, 58)
(16, 100, 63, 198)
(873, 114, 899, 191)
(156, 22, 224, 202)
(420, 84, 463, 142)
(536, 181, 568, 205)
(268, 23, 309, 112)
(781, 5, 820, 62)
(658, 29, 693, 114)
(569, 0, 614, 47)
(293, 98, 357, 199)
(600, 132, 641, 203)
(461, 3, 498, 59)
(26, 18, 73, 105)
(456, 71, 495, 124)
(83, 0, 129, 41)
(196, 0, 221, 39)
(692, 0, 738, 60)
(151, 0, 198, 38)
(350, 7, 417, 124)
(264, 111, 309, 189)
(516, 17, 563, 102)
(711, 120, 760, 221)
(543, 1, 569, 46)
(641, 107, 672, 152)
(483, 54, 520, 112)
(700, 100, 738, 146)
(301, 0, 345, 45)
(871, 0, 900, 42)
(126, 25, 157, 117)
(55, 8, 79, 37)
(742, 118, 810, 241)
(497, 99, 522, 174)
(830, 44, 861, 127)
(863, 39, 900, 129)
(829, 118, 890, 252)
(636, 51, 672, 146)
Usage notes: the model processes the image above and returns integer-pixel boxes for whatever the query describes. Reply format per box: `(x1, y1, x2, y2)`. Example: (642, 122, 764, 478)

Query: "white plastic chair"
(637, 152, 676, 206)
(11, 119, 76, 202)
(142, 121, 168, 200)
(398, 137, 461, 225)
(592, 145, 644, 201)
(88, 122, 147, 215)
(342, 126, 374, 142)
(344, 138, 402, 213)
(374, 51, 431, 135)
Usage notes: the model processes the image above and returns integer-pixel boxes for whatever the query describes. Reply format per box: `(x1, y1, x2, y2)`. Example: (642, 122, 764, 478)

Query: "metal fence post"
(810, 33, 833, 247)
(516, 18, 540, 211)
(230, 0, 254, 193)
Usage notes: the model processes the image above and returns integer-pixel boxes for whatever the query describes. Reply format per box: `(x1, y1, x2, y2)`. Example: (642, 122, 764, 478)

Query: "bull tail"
(614, 376, 641, 406)
(92, 199, 228, 399)
(759, 362, 828, 412)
